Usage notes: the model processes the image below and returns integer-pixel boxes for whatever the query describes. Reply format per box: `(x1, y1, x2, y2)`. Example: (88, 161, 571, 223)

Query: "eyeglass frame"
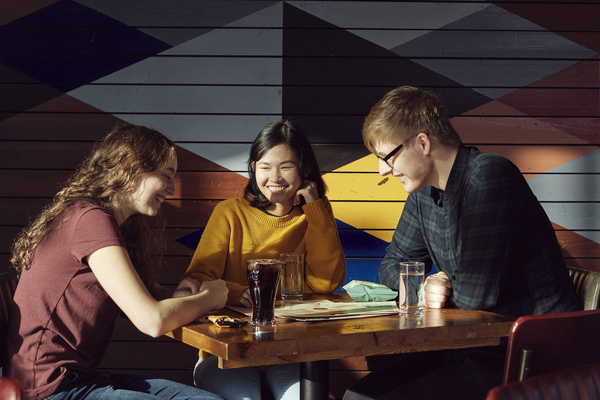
(375, 133, 423, 167)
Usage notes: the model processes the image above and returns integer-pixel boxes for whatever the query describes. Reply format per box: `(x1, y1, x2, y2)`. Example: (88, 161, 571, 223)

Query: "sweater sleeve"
(302, 197, 346, 293)
(184, 202, 248, 305)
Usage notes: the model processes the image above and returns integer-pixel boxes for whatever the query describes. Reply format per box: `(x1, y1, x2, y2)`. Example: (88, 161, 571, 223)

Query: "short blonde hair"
(362, 86, 462, 151)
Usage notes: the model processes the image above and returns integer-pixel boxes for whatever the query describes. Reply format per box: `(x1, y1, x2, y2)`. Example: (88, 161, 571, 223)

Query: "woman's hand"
(294, 180, 319, 205)
(171, 277, 201, 298)
(423, 271, 452, 308)
(239, 288, 252, 308)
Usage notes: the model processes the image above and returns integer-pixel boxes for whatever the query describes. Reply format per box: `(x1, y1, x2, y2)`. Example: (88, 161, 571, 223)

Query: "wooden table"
(167, 295, 515, 399)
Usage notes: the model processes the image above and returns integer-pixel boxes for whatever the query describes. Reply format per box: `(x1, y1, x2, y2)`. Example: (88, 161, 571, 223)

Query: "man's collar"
(428, 145, 471, 205)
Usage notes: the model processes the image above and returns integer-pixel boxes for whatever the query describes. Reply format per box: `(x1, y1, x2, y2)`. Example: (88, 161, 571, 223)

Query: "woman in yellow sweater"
(186, 119, 346, 400)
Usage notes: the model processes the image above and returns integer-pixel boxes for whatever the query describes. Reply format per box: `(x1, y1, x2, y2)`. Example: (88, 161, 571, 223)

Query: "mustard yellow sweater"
(185, 196, 346, 305)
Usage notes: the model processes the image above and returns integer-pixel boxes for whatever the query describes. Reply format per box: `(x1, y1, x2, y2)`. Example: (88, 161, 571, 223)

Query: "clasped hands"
(423, 271, 452, 309)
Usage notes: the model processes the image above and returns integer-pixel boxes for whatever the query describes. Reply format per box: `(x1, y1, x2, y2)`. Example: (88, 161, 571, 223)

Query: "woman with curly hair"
(7, 123, 227, 400)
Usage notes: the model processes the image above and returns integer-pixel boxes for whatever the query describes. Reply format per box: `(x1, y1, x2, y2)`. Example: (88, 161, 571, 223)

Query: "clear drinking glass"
(399, 261, 425, 314)
(280, 253, 305, 301)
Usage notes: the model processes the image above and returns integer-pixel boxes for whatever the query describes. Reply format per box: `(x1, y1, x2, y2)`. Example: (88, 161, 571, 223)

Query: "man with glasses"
(343, 86, 580, 400)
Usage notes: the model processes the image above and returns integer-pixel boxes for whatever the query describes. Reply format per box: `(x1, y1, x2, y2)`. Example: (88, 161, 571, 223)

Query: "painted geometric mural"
(1, 0, 599, 289)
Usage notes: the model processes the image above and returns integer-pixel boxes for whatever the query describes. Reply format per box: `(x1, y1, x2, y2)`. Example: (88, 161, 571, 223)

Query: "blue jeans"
(46, 372, 224, 400)
(193, 356, 299, 400)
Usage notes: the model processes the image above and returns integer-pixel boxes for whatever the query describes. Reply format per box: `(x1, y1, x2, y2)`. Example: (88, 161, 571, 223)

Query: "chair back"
(0, 378, 20, 400)
(0, 272, 18, 374)
(502, 308, 600, 384)
(568, 267, 600, 310)
(489, 361, 600, 400)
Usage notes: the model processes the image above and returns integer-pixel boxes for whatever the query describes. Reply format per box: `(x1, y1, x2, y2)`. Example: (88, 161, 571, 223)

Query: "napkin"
(343, 280, 398, 302)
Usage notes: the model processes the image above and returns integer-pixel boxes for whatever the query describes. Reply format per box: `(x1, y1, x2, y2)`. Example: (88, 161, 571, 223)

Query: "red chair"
(0, 378, 20, 400)
(502, 308, 600, 384)
(487, 361, 600, 400)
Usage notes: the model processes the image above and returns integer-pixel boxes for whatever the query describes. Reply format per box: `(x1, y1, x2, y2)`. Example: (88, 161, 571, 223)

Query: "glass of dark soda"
(246, 259, 282, 328)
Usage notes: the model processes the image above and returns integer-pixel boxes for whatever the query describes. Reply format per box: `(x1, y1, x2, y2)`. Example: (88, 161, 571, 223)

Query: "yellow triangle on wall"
(322, 153, 408, 242)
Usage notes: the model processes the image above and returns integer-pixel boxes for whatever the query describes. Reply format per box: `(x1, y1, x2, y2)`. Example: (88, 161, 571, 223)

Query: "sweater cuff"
(227, 286, 245, 306)
(302, 199, 330, 223)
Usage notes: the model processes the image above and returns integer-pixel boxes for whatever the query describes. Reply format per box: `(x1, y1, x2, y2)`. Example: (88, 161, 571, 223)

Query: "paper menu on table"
(227, 300, 399, 321)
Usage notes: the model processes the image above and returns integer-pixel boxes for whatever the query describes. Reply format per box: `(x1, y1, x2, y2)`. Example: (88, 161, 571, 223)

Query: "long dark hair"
(11, 123, 175, 290)
(244, 120, 326, 209)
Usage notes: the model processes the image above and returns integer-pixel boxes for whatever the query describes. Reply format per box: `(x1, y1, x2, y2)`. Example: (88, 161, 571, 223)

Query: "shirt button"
(444, 215, 449, 220)
(448, 249, 453, 254)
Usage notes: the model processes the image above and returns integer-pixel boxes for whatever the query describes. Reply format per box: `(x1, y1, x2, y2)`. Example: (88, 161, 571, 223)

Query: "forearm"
(151, 281, 173, 300)
(380, 197, 430, 290)
(140, 291, 221, 338)
(303, 199, 346, 292)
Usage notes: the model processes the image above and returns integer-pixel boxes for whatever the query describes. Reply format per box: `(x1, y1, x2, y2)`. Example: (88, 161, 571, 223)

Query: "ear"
(416, 132, 431, 155)
(303, 165, 311, 178)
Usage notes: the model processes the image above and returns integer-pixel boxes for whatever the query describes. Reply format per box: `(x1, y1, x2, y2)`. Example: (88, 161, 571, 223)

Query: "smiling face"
(122, 155, 177, 222)
(254, 144, 303, 215)
(374, 135, 432, 193)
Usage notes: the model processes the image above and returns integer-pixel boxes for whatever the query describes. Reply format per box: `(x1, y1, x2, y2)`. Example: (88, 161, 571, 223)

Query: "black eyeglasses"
(375, 133, 426, 167)
(377, 143, 404, 167)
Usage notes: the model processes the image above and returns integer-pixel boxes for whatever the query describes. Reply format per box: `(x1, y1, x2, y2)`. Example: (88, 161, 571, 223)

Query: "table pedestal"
(301, 360, 329, 400)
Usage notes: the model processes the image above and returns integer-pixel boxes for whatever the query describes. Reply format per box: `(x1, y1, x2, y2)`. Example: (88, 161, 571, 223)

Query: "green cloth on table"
(343, 280, 398, 302)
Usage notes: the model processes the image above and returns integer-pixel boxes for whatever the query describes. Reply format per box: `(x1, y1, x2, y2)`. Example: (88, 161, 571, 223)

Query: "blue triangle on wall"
(0, 1, 170, 92)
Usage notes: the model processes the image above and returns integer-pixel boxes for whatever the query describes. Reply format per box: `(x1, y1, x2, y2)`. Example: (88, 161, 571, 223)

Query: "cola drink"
(246, 259, 282, 327)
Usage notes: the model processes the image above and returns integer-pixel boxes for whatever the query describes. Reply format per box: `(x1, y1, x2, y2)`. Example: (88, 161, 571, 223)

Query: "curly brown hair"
(10, 123, 176, 290)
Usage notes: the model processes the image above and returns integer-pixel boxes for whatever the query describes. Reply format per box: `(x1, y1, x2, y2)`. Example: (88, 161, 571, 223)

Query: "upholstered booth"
(568, 267, 600, 311)
(0, 272, 20, 399)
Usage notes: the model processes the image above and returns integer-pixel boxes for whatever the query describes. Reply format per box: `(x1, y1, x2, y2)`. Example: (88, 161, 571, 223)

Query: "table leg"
(300, 360, 329, 400)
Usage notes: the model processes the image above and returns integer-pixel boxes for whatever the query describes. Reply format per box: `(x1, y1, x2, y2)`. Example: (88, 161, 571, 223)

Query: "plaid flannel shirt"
(380, 146, 580, 318)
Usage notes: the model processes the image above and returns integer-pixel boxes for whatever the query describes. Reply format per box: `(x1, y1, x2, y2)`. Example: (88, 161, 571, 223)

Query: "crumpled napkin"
(343, 280, 398, 302)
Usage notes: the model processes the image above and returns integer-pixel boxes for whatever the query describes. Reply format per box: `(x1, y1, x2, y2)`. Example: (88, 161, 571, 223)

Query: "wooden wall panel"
(2, 1, 599, 396)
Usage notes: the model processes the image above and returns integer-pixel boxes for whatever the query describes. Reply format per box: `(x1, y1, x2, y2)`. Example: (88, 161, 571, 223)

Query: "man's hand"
(423, 271, 452, 308)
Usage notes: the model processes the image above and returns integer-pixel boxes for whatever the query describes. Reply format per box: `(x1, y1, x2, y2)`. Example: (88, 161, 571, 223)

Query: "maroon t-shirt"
(7, 202, 125, 400)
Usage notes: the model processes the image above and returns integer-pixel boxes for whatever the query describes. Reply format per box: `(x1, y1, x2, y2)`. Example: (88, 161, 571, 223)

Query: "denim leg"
(193, 356, 262, 400)
(343, 348, 504, 400)
(48, 372, 224, 400)
(265, 363, 299, 400)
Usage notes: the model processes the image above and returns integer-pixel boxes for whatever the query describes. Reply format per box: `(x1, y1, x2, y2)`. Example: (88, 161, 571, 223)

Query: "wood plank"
(0, 142, 235, 171)
(3, 222, 599, 261)
(454, 115, 599, 145)
(497, 2, 600, 40)
(0, 141, 93, 169)
(84, 57, 281, 85)
(65, 85, 282, 114)
(0, 198, 52, 225)
(565, 258, 600, 273)
(2, 144, 594, 187)
(100, 340, 198, 370)
(0, 94, 120, 140)
(0, 171, 246, 198)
